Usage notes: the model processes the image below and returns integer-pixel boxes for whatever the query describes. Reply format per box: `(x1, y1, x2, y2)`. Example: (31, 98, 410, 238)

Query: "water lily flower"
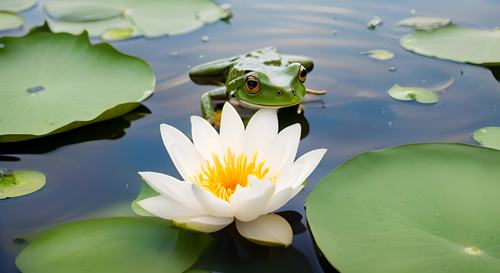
(138, 103, 326, 247)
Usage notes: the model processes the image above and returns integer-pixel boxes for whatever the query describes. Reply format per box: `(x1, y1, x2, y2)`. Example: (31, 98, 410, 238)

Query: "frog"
(189, 47, 326, 124)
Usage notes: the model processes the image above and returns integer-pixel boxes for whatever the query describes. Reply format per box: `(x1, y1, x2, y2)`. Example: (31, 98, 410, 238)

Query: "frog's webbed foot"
(201, 87, 228, 126)
(306, 88, 327, 95)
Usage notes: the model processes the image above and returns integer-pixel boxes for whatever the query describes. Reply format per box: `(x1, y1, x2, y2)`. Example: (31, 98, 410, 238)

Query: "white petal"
(264, 187, 294, 214)
(192, 184, 234, 217)
(160, 124, 203, 181)
(191, 116, 222, 161)
(291, 185, 305, 198)
(236, 213, 293, 247)
(219, 103, 245, 154)
(275, 163, 304, 191)
(291, 148, 327, 188)
(245, 108, 278, 156)
(230, 177, 275, 222)
(260, 138, 288, 176)
(174, 216, 234, 233)
(138, 171, 205, 212)
(138, 195, 202, 220)
(276, 123, 301, 170)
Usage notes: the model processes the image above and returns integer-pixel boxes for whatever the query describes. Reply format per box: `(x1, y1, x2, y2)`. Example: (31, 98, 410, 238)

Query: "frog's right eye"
(244, 75, 261, 94)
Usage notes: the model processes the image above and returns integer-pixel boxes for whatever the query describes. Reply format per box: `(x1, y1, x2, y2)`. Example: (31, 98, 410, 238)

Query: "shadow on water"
(191, 211, 313, 273)
(0, 106, 151, 156)
(488, 66, 500, 82)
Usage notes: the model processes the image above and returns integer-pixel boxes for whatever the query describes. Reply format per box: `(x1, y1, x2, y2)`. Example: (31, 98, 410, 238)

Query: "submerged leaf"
(307, 143, 500, 273)
(45, 0, 232, 39)
(400, 25, 500, 65)
(0, 169, 45, 199)
(361, 49, 394, 60)
(473, 127, 500, 150)
(0, 0, 37, 12)
(16, 217, 212, 273)
(397, 16, 451, 30)
(387, 84, 439, 104)
(0, 11, 23, 31)
(0, 26, 155, 142)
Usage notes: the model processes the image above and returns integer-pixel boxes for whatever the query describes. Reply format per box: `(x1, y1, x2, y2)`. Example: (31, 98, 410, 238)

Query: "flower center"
(192, 148, 270, 201)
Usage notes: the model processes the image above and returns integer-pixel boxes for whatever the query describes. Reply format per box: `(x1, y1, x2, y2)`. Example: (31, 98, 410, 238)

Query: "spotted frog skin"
(189, 47, 325, 124)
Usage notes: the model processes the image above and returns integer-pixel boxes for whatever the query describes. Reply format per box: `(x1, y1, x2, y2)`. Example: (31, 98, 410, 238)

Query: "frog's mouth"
(235, 99, 300, 109)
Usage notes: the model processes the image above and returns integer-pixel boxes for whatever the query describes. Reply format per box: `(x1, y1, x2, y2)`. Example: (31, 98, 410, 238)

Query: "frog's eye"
(244, 75, 261, 94)
(298, 65, 307, 83)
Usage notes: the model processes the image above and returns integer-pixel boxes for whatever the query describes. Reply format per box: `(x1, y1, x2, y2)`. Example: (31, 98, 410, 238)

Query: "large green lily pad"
(400, 25, 500, 66)
(16, 217, 212, 273)
(0, 12, 23, 31)
(0, 0, 37, 12)
(0, 169, 45, 199)
(44, 0, 232, 40)
(307, 143, 500, 273)
(473, 127, 500, 150)
(0, 25, 154, 142)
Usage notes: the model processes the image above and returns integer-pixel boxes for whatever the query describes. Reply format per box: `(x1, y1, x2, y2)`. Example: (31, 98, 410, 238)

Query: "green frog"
(189, 47, 325, 124)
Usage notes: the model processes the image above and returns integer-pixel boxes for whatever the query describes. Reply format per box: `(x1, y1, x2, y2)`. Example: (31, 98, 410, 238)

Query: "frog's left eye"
(298, 65, 307, 83)
(244, 75, 261, 94)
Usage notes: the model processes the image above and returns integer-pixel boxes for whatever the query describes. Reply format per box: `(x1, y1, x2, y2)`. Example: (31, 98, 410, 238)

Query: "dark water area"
(1, 0, 499, 272)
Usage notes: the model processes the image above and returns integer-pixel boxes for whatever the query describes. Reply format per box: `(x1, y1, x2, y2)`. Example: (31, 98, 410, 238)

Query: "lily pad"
(0, 0, 37, 12)
(0, 169, 45, 199)
(400, 25, 500, 66)
(367, 16, 382, 29)
(307, 143, 500, 273)
(45, 0, 232, 39)
(0, 25, 154, 142)
(16, 217, 212, 273)
(397, 16, 451, 30)
(473, 127, 500, 150)
(131, 180, 159, 216)
(361, 49, 394, 60)
(0, 11, 23, 31)
(388, 84, 439, 104)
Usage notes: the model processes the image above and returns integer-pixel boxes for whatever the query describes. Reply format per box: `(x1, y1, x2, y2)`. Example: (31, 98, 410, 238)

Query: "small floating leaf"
(101, 27, 135, 41)
(0, 25, 155, 142)
(400, 25, 500, 65)
(367, 16, 382, 29)
(388, 84, 439, 104)
(0, 169, 45, 199)
(0, 12, 23, 31)
(307, 143, 500, 273)
(473, 127, 500, 150)
(131, 180, 159, 216)
(361, 49, 394, 60)
(0, 0, 37, 12)
(397, 16, 451, 30)
(16, 217, 212, 273)
(45, 0, 232, 39)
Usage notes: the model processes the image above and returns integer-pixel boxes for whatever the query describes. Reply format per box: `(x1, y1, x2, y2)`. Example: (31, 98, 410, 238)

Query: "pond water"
(1, 0, 499, 272)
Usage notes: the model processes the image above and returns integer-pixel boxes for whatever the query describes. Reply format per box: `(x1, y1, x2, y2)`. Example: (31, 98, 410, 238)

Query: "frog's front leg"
(201, 86, 228, 125)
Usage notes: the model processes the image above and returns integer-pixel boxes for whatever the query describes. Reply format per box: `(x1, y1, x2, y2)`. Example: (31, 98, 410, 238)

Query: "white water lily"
(138, 103, 326, 247)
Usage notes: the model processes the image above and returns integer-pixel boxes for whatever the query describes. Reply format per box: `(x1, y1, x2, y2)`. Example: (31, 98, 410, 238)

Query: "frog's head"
(230, 63, 308, 108)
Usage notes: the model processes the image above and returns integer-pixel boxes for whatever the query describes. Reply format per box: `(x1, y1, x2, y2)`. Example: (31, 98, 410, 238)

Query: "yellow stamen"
(192, 148, 270, 201)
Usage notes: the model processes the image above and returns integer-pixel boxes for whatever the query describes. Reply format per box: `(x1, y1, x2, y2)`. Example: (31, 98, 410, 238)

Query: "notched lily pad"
(0, 0, 37, 12)
(16, 217, 212, 273)
(473, 127, 500, 150)
(131, 180, 159, 216)
(400, 25, 500, 65)
(0, 11, 23, 31)
(397, 16, 451, 30)
(0, 25, 155, 142)
(361, 49, 394, 60)
(0, 169, 46, 199)
(307, 143, 500, 273)
(388, 84, 439, 104)
(45, 0, 233, 40)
